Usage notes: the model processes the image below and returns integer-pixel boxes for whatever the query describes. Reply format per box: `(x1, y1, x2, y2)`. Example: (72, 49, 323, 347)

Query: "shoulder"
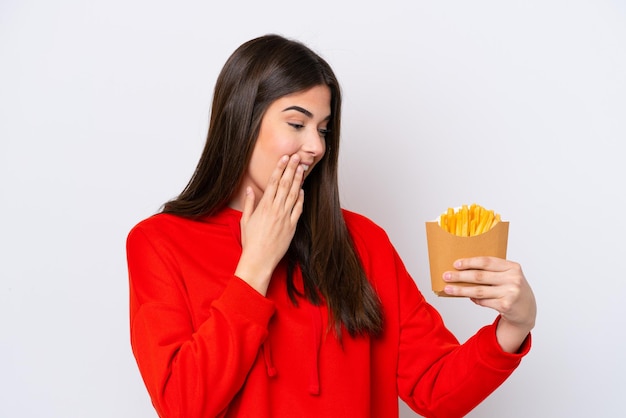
(127, 208, 240, 254)
(127, 212, 214, 249)
(126, 213, 185, 253)
(341, 209, 392, 251)
(341, 210, 410, 294)
(342, 209, 388, 235)
(129, 207, 238, 238)
(128, 213, 186, 239)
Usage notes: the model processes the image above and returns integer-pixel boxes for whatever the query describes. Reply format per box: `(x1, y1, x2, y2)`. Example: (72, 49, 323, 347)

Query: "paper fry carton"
(425, 221, 509, 296)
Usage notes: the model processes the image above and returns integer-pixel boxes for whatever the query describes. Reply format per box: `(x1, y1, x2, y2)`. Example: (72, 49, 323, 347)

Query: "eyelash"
(288, 123, 330, 137)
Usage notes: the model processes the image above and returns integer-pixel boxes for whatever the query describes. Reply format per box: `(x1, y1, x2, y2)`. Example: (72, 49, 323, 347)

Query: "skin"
(230, 85, 329, 297)
(229, 84, 536, 354)
(443, 258, 536, 353)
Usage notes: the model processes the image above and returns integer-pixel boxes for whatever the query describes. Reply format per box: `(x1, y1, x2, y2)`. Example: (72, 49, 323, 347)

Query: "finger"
(443, 268, 499, 286)
(443, 283, 496, 299)
(469, 296, 502, 312)
(261, 155, 290, 202)
(453, 256, 510, 272)
(241, 186, 255, 224)
(284, 164, 305, 210)
(273, 154, 301, 207)
(290, 188, 304, 223)
(445, 273, 523, 306)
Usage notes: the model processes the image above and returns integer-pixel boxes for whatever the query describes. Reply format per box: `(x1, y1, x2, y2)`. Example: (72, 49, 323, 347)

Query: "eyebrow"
(282, 106, 330, 121)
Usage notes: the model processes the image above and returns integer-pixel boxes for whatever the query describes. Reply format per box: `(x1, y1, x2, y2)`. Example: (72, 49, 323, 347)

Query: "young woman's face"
(232, 84, 331, 209)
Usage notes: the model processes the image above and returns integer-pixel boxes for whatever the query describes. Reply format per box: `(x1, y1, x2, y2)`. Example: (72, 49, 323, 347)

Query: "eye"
(287, 122, 304, 130)
(318, 128, 330, 138)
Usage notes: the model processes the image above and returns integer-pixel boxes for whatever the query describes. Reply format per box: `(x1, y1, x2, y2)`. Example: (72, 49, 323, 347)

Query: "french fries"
(438, 204, 501, 237)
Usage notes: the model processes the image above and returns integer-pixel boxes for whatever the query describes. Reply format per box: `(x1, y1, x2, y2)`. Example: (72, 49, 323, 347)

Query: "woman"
(126, 34, 536, 418)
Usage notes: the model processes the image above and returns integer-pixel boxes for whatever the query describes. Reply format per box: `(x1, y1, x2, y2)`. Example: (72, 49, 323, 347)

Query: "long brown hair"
(163, 34, 382, 337)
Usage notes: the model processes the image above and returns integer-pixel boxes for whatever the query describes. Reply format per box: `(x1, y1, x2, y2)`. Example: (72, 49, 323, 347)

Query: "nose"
(302, 128, 326, 159)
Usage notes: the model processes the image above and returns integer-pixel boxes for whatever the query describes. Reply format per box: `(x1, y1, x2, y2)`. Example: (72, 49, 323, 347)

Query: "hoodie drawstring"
(262, 340, 277, 377)
(308, 305, 323, 395)
(261, 309, 322, 395)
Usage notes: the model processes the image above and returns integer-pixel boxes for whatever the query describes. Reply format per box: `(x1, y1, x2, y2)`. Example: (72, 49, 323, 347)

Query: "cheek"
(260, 136, 299, 159)
(248, 137, 294, 183)
(275, 136, 300, 155)
(248, 149, 274, 182)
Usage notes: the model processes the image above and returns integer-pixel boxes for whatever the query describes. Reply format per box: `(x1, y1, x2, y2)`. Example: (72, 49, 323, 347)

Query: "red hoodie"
(126, 207, 530, 418)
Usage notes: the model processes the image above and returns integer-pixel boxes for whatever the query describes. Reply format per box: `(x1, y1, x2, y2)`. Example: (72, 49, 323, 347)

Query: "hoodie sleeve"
(343, 210, 530, 418)
(393, 246, 531, 418)
(127, 225, 275, 418)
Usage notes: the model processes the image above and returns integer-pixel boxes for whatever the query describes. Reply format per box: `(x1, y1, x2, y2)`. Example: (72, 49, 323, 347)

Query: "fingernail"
(443, 272, 451, 281)
(454, 260, 462, 269)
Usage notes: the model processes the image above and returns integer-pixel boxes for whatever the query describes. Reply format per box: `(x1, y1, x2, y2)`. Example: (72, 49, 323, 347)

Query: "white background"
(2, 1, 625, 417)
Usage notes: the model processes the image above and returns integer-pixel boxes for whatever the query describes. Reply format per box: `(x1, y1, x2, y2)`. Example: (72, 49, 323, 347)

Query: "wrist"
(235, 255, 275, 296)
(495, 316, 532, 353)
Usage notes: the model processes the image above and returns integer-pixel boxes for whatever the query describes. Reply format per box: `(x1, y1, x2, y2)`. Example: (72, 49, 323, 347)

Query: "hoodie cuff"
(476, 315, 532, 371)
(212, 275, 276, 329)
